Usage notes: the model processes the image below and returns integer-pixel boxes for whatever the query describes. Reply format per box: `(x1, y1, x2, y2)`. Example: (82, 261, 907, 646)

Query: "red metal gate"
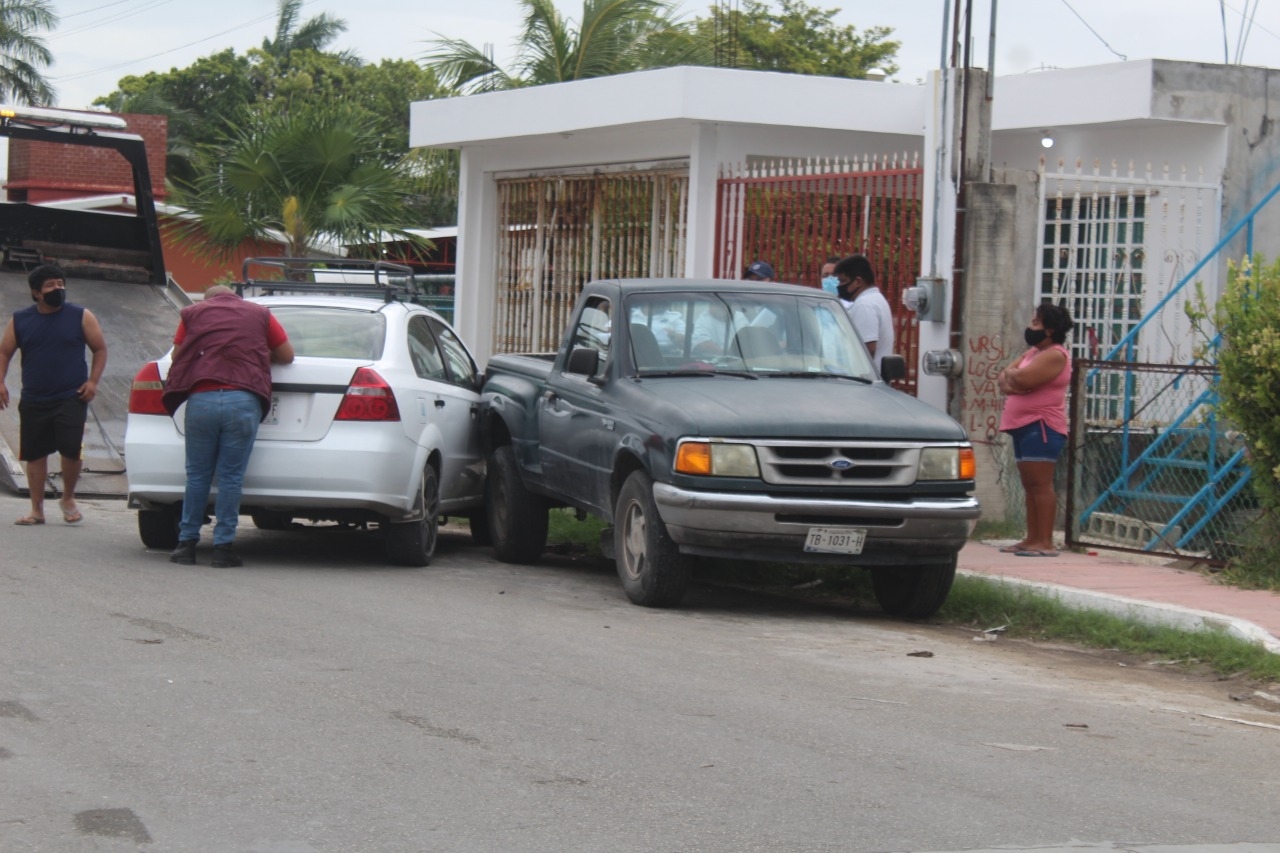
(714, 155, 923, 394)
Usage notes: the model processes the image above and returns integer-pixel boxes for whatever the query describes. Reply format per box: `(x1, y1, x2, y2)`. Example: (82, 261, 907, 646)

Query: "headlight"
(919, 446, 976, 480)
(674, 440, 761, 477)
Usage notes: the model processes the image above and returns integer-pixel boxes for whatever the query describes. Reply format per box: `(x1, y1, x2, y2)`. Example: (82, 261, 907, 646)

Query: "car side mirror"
(565, 346, 600, 377)
(879, 354, 907, 383)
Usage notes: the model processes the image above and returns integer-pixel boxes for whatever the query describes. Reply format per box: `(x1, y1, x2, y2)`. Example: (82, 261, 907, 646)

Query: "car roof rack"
(236, 257, 423, 304)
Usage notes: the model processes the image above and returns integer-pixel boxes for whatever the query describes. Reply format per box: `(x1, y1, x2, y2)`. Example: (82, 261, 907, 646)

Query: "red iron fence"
(715, 154, 924, 394)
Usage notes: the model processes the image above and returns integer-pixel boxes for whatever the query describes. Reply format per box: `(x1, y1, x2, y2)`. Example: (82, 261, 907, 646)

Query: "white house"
(410, 59, 1280, 526)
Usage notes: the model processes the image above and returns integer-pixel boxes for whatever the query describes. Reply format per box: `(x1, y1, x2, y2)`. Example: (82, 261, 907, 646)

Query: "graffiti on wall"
(963, 333, 1008, 446)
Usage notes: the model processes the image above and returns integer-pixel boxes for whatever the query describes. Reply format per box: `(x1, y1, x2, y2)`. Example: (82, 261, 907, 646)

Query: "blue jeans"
(179, 390, 261, 547)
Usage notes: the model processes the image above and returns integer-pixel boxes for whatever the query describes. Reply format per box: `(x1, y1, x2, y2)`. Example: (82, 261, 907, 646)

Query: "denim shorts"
(1005, 420, 1066, 462)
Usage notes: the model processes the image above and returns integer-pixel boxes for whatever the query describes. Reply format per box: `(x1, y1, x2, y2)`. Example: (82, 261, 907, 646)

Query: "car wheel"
(486, 445, 547, 563)
(138, 504, 181, 550)
(384, 464, 440, 567)
(614, 470, 690, 608)
(468, 511, 492, 546)
(251, 510, 292, 531)
(871, 555, 958, 619)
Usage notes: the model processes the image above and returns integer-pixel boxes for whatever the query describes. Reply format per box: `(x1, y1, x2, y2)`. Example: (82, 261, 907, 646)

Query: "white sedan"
(125, 292, 485, 566)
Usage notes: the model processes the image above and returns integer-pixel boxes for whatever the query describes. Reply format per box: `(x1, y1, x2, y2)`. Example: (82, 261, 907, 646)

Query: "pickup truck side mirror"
(565, 346, 600, 377)
(879, 354, 907, 383)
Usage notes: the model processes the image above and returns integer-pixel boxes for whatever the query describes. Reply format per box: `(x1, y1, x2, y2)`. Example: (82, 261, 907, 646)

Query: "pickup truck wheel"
(871, 555, 957, 619)
(615, 470, 690, 608)
(138, 504, 181, 550)
(486, 446, 548, 563)
(384, 465, 440, 567)
(468, 511, 492, 546)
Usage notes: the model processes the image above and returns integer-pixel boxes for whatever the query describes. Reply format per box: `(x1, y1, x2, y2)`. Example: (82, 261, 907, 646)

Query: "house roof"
(411, 59, 1234, 151)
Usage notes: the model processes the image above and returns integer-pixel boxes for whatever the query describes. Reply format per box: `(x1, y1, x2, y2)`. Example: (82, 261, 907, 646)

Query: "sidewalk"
(958, 540, 1280, 654)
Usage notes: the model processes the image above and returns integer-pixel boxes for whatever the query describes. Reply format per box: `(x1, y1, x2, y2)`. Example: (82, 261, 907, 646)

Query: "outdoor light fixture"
(1040, 130, 1054, 148)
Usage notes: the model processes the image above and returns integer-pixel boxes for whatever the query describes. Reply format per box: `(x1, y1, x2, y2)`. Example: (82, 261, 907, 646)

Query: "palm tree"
(0, 0, 57, 105)
(426, 0, 709, 94)
(174, 102, 427, 259)
(261, 0, 348, 62)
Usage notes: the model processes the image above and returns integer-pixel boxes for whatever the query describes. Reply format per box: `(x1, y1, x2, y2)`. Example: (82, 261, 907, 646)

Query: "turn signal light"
(959, 446, 976, 480)
(675, 442, 713, 475)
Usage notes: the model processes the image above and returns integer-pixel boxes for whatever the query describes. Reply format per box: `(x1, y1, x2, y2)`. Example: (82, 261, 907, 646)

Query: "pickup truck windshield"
(626, 291, 876, 379)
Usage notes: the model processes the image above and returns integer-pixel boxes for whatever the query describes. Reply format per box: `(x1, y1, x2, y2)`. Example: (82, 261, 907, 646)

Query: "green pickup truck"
(479, 279, 980, 617)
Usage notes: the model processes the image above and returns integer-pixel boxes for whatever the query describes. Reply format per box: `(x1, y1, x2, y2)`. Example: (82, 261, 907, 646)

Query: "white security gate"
(493, 164, 689, 354)
(1037, 160, 1221, 423)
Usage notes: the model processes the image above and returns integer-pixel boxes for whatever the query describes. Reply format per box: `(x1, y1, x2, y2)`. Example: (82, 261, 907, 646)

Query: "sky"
(39, 0, 1280, 112)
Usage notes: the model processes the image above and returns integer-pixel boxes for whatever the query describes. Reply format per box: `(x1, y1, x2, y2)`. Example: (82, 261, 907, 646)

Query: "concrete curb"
(959, 569, 1280, 655)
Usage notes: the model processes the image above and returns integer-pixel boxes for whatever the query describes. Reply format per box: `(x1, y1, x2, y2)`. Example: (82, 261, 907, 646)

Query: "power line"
(50, 0, 179, 40)
(1058, 0, 1127, 61)
(51, 11, 280, 82)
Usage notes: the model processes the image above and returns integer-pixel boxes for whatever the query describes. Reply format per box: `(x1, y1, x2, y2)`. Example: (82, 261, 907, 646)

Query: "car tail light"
(128, 362, 167, 415)
(336, 367, 400, 421)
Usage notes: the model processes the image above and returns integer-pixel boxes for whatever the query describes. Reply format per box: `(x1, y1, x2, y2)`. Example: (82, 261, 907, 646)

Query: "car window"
(428, 318, 478, 390)
(624, 291, 874, 378)
(270, 306, 385, 360)
(568, 297, 611, 380)
(407, 316, 448, 381)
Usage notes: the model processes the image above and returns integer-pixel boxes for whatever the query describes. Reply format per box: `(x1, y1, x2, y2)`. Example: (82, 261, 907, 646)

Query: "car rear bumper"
(125, 415, 425, 517)
(651, 482, 980, 565)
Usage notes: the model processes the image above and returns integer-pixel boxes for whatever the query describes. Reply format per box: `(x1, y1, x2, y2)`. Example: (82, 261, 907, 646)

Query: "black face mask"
(39, 289, 66, 308)
(1024, 327, 1048, 347)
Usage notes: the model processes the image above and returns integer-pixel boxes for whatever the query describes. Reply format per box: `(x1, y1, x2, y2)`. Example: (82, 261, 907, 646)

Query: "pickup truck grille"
(756, 441, 919, 486)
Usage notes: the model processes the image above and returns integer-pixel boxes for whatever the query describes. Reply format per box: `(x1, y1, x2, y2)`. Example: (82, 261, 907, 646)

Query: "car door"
(538, 295, 616, 513)
(427, 316, 484, 506)
(404, 314, 481, 507)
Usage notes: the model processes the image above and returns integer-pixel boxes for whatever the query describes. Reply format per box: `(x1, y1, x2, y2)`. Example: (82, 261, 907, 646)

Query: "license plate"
(264, 395, 280, 426)
(804, 527, 866, 554)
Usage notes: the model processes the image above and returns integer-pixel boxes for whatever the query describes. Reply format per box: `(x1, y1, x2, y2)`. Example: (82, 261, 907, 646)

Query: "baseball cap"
(745, 260, 774, 280)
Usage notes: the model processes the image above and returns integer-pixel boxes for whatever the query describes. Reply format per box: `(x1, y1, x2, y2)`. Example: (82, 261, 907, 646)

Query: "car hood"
(632, 376, 969, 441)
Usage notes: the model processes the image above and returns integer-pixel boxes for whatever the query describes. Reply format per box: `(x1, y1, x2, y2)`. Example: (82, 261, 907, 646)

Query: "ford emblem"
(830, 459, 854, 470)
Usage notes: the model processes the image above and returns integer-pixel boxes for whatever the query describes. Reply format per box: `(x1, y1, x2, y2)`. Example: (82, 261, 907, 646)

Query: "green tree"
(426, 0, 710, 93)
(1214, 257, 1280, 516)
(0, 0, 56, 105)
(261, 0, 349, 63)
(693, 0, 898, 79)
(173, 101, 427, 259)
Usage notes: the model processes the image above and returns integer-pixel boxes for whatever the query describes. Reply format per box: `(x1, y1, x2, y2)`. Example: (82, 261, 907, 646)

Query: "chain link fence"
(1064, 359, 1256, 564)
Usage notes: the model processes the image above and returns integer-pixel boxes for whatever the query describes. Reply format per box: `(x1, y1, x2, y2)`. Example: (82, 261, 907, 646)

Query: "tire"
(251, 510, 292, 531)
(614, 470, 690, 608)
(485, 445, 548, 564)
(384, 465, 440, 567)
(138, 504, 181, 550)
(468, 511, 492, 546)
(871, 554, 958, 619)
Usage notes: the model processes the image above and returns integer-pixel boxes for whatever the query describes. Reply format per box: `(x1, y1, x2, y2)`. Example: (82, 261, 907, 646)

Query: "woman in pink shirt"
(997, 303, 1074, 557)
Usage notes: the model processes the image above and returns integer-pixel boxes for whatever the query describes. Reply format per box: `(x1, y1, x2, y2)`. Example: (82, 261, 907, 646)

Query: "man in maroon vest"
(0, 264, 108, 526)
(162, 285, 294, 567)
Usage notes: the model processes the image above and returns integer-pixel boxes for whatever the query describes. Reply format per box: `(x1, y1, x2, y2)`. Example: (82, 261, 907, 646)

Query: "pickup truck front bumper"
(652, 482, 981, 566)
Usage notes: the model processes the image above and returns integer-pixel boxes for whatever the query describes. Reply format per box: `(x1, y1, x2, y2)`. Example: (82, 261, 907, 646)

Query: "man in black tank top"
(0, 264, 108, 526)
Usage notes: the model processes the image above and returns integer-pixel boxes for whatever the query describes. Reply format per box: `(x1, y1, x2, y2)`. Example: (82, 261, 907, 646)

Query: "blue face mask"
(821, 276, 839, 295)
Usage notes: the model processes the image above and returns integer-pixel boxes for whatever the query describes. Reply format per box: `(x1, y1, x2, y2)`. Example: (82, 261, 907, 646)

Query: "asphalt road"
(2, 494, 1279, 853)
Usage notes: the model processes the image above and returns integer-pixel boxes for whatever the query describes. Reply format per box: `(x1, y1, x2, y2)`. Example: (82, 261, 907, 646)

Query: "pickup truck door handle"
(434, 399, 446, 409)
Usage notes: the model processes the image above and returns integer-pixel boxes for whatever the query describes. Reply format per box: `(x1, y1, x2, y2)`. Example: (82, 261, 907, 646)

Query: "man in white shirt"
(834, 254, 895, 375)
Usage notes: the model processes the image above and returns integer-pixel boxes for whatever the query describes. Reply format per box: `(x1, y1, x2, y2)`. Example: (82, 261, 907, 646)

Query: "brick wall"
(5, 112, 168, 203)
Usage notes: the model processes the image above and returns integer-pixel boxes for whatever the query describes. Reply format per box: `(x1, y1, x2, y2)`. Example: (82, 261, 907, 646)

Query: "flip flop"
(998, 544, 1027, 553)
(62, 508, 83, 525)
(14, 515, 45, 526)
(1015, 549, 1060, 557)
